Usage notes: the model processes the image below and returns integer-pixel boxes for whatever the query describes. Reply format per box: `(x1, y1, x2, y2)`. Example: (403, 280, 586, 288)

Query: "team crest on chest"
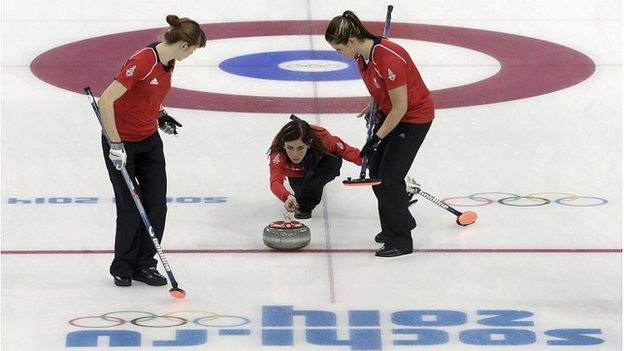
(387, 68, 396, 81)
(125, 65, 136, 77)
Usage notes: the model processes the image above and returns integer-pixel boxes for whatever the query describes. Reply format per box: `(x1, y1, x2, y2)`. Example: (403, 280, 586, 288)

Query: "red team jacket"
(269, 125, 363, 202)
(113, 44, 175, 141)
(356, 38, 434, 124)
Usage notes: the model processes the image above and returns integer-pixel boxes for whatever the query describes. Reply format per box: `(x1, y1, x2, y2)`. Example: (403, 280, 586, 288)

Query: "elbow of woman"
(97, 96, 113, 109)
(393, 105, 408, 118)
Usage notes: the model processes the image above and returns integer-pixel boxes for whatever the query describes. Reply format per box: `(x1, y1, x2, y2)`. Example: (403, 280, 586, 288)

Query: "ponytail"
(325, 10, 378, 45)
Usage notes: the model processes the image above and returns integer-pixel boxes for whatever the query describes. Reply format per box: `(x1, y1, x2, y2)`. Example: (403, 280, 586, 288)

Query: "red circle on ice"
(30, 21, 595, 113)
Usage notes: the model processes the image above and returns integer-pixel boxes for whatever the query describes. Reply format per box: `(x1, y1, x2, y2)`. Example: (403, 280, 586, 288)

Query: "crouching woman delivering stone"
(268, 116, 362, 219)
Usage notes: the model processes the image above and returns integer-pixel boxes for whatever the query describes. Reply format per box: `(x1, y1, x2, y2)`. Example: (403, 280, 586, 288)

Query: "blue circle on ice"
(218, 50, 360, 81)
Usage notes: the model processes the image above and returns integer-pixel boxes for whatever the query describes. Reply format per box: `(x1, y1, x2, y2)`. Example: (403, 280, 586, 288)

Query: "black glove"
(158, 110, 182, 136)
(359, 134, 382, 158)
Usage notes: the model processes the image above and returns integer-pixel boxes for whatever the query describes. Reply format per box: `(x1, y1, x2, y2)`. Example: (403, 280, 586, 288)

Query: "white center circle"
(278, 59, 349, 72)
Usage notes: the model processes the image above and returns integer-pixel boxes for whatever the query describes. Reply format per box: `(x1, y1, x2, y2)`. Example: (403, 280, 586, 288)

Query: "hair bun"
(166, 15, 181, 27)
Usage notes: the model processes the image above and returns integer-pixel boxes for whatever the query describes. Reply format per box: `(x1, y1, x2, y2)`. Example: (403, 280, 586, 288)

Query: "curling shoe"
(294, 210, 312, 220)
(374, 232, 385, 243)
(375, 244, 413, 258)
(113, 275, 132, 287)
(133, 267, 167, 286)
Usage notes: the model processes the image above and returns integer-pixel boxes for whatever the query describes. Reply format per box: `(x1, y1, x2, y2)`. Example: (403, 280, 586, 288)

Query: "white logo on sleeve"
(387, 68, 396, 81)
(273, 154, 281, 164)
(125, 65, 136, 77)
(150, 77, 159, 85)
(337, 142, 344, 150)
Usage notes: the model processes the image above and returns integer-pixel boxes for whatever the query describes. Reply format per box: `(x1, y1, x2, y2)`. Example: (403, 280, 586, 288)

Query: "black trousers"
(288, 155, 342, 212)
(101, 132, 167, 277)
(369, 121, 432, 249)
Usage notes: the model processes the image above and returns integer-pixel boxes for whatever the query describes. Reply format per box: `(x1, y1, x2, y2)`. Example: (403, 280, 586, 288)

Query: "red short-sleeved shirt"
(356, 38, 434, 124)
(113, 43, 175, 141)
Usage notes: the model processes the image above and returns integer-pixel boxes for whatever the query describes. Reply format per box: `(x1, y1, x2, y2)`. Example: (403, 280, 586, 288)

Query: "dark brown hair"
(268, 118, 333, 161)
(325, 10, 378, 45)
(164, 15, 206, 48)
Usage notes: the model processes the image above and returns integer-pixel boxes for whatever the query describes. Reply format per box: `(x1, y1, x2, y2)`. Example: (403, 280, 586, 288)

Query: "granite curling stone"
(263, 220, 311, 250)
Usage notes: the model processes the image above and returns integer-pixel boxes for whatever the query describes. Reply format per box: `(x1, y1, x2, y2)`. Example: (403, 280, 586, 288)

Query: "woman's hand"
(284, 195, 299, 212)
(357, 103, 371, 119)
(357, 102, 384, 127)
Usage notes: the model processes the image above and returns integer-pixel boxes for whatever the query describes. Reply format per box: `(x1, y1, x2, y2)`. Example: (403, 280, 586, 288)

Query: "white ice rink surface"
(1, 0, 622, 350)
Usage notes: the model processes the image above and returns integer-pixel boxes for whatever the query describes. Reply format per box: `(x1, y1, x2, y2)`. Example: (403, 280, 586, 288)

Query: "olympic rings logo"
(69, 310, 250, 329)
(441, 192, 608, 207)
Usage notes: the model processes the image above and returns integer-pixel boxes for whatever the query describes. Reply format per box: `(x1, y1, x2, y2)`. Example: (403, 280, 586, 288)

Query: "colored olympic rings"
(195, 315, 251, 327)
(131, 316, 187, 328)
(442, 192, 608, 207)
(69, 316, 125, 328)
(69, 310, 251, 328)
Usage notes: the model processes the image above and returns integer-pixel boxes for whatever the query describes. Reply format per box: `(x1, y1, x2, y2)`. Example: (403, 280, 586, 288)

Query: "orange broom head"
(457, 211, 478, 226)
(343, 178, 382, 187)
(170, 288, 186, 299)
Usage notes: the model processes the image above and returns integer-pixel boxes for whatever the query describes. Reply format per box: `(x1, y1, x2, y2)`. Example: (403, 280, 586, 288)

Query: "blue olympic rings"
(442, 192, 608, 207)
(69, 310, 251, 328)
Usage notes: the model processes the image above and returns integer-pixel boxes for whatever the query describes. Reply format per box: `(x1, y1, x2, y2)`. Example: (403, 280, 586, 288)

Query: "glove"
(109, 142, 126, 170)
(359, 134, 382, 158)
(158, 110, 182, 136)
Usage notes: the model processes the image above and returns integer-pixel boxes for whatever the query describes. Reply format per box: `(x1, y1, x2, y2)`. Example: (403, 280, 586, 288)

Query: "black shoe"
(375, 245, 413, 257)
(294, 210, 311, 219)
(132, 267, 167, 286)
(374, 232, 385, 243)
(113, 275, 132, 287)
